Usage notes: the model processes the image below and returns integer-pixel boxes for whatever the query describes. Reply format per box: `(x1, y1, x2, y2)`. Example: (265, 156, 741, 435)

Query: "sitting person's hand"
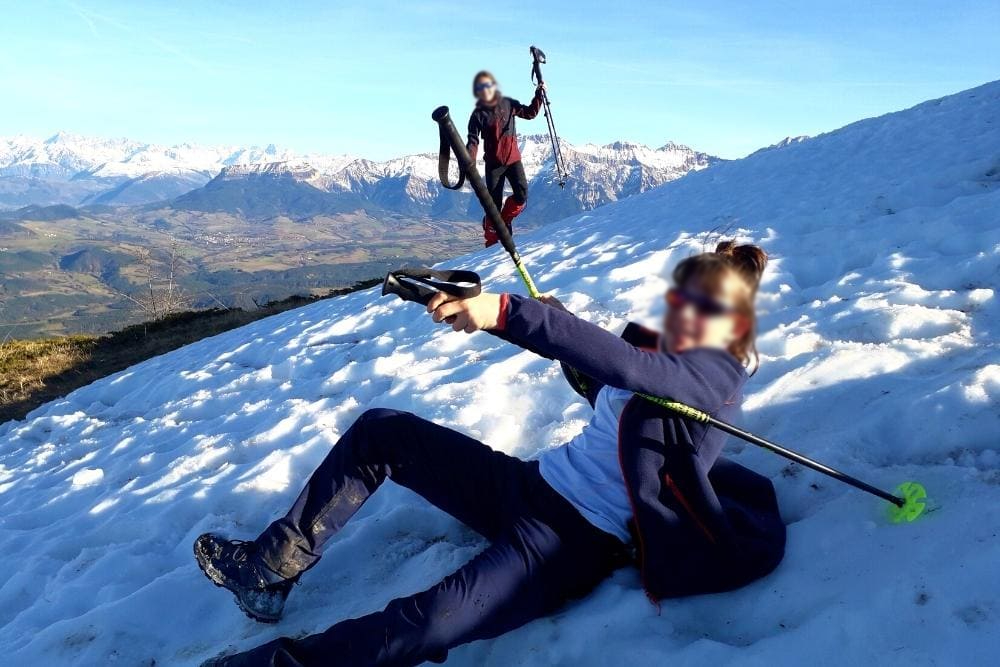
(427, 291, 503, 333)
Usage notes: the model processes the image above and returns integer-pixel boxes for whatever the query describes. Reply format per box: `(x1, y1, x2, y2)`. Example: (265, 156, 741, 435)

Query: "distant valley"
(0, 205, 473, 338)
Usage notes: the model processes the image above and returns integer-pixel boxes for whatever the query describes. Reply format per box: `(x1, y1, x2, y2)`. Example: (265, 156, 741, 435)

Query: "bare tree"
(112, 240, 192, 320)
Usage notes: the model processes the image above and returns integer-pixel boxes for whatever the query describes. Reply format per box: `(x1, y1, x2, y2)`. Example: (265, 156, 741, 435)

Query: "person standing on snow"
(466, 70, 544, 247)
(194, 241, 786, 667)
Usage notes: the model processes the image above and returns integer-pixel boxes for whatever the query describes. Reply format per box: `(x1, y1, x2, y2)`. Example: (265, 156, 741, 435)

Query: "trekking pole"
(637, 393, 927, 523)
(429, 106, 926, 524)
(433, 105, 541, 298)
(530, 45, 569, 188)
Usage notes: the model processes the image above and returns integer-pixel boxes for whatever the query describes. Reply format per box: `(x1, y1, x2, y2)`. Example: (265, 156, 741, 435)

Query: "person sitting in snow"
(466, 70, 544, 247)
(195, 241, 786, 666)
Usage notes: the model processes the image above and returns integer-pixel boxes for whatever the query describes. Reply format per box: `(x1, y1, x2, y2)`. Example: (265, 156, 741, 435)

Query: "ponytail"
(672, 240, 769, 370)
(712, 241, 768, 291)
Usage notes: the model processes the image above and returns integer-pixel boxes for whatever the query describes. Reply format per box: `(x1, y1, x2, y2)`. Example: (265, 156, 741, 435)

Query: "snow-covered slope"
(1, 81, 998, 665)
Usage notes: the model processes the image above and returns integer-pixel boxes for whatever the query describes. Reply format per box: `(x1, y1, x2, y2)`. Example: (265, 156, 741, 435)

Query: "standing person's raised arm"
(514, 84, 545, 120)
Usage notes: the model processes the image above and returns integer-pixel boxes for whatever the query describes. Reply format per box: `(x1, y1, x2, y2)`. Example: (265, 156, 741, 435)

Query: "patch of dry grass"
(0, 279, 380, 425)
(0, 335, 99, 406)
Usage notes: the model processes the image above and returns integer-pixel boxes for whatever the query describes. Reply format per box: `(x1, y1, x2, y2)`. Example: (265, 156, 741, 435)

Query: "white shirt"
(538, 386, 634, 542)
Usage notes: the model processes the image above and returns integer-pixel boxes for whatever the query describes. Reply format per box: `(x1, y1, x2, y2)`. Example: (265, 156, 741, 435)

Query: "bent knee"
(353, 408, 420, 447)
(356, 408, 406, 424)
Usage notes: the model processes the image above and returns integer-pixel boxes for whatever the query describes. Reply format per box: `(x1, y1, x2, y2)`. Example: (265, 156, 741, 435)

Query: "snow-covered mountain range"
(0, 133, 351, 209)
(0, 81, 997, 665)
(0, 131, 359, 181)
(0, 131, 719, 221)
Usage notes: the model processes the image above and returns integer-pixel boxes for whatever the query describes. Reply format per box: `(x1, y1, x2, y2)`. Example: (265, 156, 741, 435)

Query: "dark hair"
(472, 70, 497, 96)
(672, 240, 768, 370)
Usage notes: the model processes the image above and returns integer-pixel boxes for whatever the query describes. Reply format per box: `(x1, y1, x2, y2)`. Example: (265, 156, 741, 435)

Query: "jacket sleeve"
(512, 92, 543, 120)
(495, 294, 743, 412)
(466, 111, 480, 162)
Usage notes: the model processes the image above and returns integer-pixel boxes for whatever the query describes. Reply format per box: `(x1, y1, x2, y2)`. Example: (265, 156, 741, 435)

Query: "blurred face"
(664, 271, 749, 354)
(474, 76, 497, 102)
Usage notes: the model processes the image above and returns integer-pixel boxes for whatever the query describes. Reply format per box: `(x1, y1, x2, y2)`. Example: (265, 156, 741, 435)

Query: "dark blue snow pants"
(251, 408, 625, 667)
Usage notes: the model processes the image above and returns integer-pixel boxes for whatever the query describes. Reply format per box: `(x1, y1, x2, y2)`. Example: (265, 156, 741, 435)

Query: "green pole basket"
(887, 481, 928, 524)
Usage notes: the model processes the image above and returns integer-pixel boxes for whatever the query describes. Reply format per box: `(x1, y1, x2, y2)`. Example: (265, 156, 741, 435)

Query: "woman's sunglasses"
(666, 287, 735, 317)
(474, 82, 495, 93)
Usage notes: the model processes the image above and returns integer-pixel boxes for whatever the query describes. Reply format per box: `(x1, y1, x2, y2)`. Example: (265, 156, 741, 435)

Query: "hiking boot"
(194, 533, 294, 623)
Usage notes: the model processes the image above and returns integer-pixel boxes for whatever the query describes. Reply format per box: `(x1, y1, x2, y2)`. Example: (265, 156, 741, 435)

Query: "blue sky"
(1, 1, 997, 159)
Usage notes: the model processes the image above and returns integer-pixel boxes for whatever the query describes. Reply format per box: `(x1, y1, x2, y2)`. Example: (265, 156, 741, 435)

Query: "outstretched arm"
(426, 291, 743, 412)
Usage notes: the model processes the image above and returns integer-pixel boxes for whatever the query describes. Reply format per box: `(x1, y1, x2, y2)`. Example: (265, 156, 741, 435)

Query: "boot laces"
(228, 539, 256, 563)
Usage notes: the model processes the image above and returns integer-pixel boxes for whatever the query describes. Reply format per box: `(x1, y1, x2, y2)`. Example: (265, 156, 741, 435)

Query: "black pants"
(249, 409, 624, 667)
(485, 160, 528, 211)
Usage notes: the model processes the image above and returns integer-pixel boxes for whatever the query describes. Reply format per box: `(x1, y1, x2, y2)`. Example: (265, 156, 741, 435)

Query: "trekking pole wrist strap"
(437, 123, 467, 191)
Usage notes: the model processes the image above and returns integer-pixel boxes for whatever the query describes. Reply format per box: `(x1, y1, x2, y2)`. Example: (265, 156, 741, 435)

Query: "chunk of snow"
(70, 467, 104, 488)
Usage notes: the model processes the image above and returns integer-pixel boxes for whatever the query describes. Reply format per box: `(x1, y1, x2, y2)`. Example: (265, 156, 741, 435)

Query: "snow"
(1, 80, 999, 665)
(69, 468, 104, 489)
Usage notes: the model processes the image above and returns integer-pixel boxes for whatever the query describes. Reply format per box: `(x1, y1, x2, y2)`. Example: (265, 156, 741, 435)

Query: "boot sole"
(193, 537, 282, 624)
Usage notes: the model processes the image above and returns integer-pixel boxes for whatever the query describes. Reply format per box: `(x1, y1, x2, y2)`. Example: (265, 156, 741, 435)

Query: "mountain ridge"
(0, 131, 720, 222)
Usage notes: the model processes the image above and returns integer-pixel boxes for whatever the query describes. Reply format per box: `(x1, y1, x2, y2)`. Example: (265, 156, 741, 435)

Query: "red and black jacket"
(466, 93, 542, 166)
(494, 294, 786, 601)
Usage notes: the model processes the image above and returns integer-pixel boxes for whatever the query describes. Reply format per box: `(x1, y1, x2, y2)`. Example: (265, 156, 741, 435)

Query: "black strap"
(438, 124, 466, 191)
(382, 267, 481, 306)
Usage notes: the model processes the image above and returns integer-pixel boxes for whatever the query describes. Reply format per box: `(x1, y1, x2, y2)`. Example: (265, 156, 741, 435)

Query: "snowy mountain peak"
(750, 135, 811, 156)
(218, 161, 317, 180)
(45, 130, 79, 143)
(45, 130, 126, 146)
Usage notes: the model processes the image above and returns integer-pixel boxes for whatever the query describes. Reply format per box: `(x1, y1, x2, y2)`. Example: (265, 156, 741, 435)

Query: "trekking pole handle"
(530, 45, 546, 84)
(432, 105, 540, 298)
(431, 106, 512, 256)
